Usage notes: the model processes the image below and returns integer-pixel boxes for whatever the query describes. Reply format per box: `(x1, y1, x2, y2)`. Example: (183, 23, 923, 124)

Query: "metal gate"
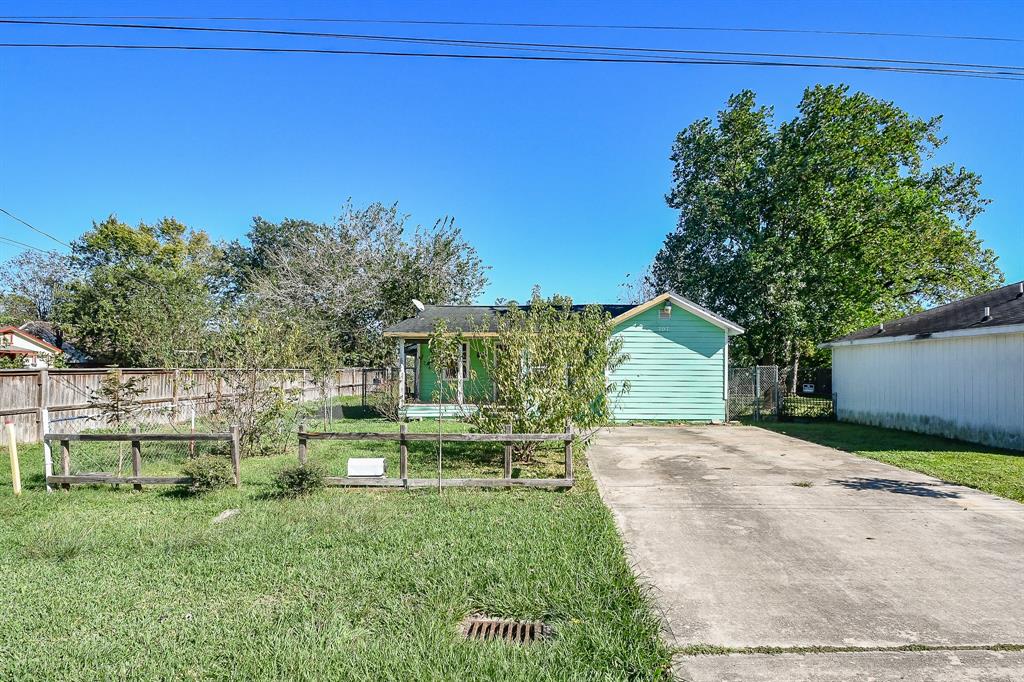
(727, 366, 780, 421)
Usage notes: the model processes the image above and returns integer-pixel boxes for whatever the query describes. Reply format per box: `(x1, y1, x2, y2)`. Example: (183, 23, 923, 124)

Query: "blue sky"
(1, 0, 1021, 303)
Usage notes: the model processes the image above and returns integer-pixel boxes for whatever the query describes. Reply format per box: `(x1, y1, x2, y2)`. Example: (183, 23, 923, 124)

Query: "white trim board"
(820, 323, 1024, 348)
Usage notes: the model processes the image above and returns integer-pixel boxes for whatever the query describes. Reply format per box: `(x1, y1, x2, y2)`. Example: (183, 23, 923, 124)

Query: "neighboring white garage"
(821, 282, 1024, 451)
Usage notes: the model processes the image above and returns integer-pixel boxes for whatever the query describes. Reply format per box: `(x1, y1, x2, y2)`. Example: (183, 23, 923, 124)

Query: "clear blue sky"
(1, 0, 1021, 303)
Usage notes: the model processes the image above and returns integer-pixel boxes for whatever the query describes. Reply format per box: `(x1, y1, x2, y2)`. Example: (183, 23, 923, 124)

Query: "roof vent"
(1017, 282, 1023, 298)
(878, 323, 885, 333)
(982, 306, 992, 322)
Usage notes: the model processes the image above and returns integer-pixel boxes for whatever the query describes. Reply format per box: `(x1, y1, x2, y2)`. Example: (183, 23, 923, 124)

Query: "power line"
(0, 233, 53, 254)
(2, 14, 1021, 43)
(0, 207, 72, 248)
(3, 18, 1021, 75)
(1, 43, 1020, 81)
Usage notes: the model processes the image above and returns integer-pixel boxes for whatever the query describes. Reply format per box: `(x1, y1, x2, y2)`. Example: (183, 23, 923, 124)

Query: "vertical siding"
(832, 332, 1024, 450)
(417, 340, 493, 402)
(608, 303, 727, 421)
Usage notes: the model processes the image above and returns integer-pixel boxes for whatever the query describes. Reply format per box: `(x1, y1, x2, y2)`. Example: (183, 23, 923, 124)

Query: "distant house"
(821, 282, 1024, 451)
(383, 292, 744, 422)
(19, 321, 91, 366)
(0, 325, 63, 368)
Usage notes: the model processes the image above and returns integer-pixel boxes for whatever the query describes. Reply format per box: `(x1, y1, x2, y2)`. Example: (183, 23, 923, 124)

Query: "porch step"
(401, 404, 479, 419)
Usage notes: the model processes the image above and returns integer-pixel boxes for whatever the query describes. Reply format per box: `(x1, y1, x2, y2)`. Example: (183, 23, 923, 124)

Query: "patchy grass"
(0, 403, 672, 680)
(756, 421, 1024, 503)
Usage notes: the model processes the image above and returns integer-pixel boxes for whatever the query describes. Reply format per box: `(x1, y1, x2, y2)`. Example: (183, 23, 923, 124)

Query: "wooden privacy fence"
(297, 423, 575, 489)
(42, 427, 241, 491)
(0, 367, 386, 445)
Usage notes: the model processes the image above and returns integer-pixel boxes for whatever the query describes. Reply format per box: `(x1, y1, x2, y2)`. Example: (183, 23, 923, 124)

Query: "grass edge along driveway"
(0, 413, 673, 681)
(755, 420, 1024, 503)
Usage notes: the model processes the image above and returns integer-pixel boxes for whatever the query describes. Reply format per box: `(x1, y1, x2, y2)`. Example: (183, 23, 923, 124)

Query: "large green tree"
(649, 85, 1002, 385)
(57, 216, 219, 366)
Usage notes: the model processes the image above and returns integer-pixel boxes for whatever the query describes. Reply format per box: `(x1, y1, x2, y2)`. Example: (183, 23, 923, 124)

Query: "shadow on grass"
(753, 419, 1022, 458)
(830, 477, 961, 498)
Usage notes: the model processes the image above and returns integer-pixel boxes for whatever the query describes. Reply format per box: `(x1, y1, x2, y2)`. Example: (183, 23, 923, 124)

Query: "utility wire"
(2, 19, 1022, 74)
(1, 43, 1020, 81)
(2, 14, 1021, 43)
(0, 233, 53, 254)
(0, 207, 72, 248)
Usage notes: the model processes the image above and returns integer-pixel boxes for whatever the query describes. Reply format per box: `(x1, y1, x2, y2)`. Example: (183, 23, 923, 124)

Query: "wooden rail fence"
(297, 423, 575, 489)
(43, 427, 241, 491)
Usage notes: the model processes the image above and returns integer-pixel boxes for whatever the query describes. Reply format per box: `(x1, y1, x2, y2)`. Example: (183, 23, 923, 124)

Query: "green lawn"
(757, 420, 1024, 503)
(0, 403, 672, 680)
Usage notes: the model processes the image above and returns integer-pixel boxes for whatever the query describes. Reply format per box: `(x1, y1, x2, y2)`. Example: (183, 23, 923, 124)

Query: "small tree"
(202, 312, 303, 458)
(87, 370, 148, 475)
(469, 291, 627, 462)
(427, 319, 466, 489)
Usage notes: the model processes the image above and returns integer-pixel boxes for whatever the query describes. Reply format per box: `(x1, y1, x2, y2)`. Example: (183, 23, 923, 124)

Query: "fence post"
(298, 421, 307, 465)
(753, 367, 761, 421)
(229, 425, 241, 488)
(503, 423, 513, 481)
(5, 418, 20, 497)
(37, 369, 52, 493)
(399, 423, 408, 488)
(59, 439, 70, 491)
(564, 419, 574, 483)
(171, 368, 180, 419)
(131, 426, 142, 492)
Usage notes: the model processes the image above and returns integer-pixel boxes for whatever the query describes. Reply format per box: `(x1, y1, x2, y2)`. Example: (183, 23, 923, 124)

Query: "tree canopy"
(648, 85, 1002, 381)
(4, 201, 488, 368)
(57, 216, 219, 366)
(245, 201, 488, 365)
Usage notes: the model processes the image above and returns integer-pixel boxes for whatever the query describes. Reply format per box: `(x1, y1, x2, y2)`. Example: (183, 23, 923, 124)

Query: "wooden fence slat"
(59, 439, 70, 491)
(229, 425, 241, 488)
(503, 423, 512, 479)
(44, 433, 233, 442)
(399, 423, 408, 486)
(323, 477, 572, 488)
(303, 431, 567, 442)
(47, 475, 192, 485)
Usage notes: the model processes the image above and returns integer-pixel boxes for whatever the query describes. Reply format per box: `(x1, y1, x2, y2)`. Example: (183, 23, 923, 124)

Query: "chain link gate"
(727, 365, 780, 421)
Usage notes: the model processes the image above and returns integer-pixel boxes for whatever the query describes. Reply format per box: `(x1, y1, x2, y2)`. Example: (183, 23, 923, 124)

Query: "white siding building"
(822, 283, 1024, 451)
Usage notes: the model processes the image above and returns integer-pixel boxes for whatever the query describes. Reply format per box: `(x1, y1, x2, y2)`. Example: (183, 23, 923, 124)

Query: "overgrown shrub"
(367, 378, 402, 421)
(273, 463, 327, 497)
(181, 455, 235, 494)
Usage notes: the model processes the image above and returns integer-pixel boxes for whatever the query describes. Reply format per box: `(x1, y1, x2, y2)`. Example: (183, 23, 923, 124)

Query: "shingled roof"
(383, 292, 745, 337)
(824, 281, 1024, 345)
(384, 304, 635, 335)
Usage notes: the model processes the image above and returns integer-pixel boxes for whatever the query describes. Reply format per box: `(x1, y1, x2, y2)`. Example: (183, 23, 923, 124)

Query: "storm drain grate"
(460, 615, 552, 644)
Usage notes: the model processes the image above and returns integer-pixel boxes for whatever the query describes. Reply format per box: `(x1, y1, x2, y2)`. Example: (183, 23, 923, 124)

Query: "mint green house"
(383, 293, 744, 421)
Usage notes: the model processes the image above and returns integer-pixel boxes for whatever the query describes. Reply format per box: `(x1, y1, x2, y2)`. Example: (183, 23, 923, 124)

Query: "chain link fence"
(728, 366, 780, 420)
(729, 364, 835, 422)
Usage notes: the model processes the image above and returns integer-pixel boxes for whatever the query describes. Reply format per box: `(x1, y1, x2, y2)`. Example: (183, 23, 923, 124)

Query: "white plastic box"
(347, 458, 387, 477)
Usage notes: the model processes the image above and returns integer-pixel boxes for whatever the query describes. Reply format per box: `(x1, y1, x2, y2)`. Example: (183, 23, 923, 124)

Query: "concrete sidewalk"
(587, 425, 1024, 681)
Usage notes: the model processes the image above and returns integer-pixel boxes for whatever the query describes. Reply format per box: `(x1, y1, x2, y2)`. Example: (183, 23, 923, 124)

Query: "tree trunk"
(790, 349, 800, 393)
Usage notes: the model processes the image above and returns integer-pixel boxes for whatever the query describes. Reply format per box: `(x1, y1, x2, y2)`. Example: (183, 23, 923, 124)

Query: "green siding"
(417, 340, 493, 403)
(609, 303, 727, 421)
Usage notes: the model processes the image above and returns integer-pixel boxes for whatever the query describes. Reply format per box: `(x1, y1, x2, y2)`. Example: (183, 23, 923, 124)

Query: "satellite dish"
(412, 299, 425, 312)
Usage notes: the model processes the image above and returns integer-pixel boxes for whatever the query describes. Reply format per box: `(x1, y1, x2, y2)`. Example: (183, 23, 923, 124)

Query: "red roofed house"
(0, 325, 63, 368)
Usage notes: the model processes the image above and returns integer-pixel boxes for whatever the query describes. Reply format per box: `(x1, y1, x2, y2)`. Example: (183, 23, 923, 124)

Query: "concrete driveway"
(588, 425, 1024, 681)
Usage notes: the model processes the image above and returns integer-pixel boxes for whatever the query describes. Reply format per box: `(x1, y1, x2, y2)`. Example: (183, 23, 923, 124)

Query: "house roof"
(19, 321, 92, 364)
(822, 281, 1024, 347)
(383, 293, 744, 338)
(0, 325, 62, 353)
